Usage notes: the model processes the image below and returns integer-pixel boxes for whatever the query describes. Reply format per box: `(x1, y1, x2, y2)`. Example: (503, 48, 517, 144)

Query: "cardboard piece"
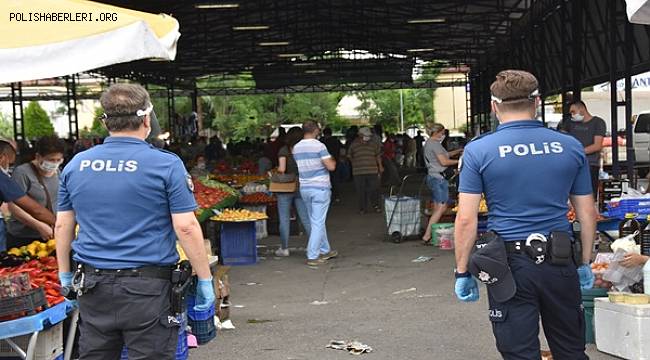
(268, 181, 297, 193)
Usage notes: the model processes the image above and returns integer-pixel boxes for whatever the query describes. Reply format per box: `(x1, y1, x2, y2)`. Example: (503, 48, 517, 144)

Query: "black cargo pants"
(487, 254, 588, 360)
(77, 273, 179, 360)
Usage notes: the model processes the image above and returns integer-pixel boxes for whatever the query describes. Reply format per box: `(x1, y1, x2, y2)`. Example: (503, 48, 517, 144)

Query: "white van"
(633, 111, 650, 176)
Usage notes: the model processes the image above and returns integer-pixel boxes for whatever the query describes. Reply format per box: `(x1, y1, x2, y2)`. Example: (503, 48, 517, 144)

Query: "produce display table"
(0, 300, 77, 360)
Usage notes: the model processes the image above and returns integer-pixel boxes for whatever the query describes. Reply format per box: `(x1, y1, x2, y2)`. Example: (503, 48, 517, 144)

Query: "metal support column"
(10, 83, 24, 142)
(534, 20, 546, 125)
(469, 75, 477, 135)
(572, 0, 584, 101)
(560, 0, 570, 117)
(476, 71, 485, 135)
(465, 73, 471, 133)
(65, 75, 79, 140)
(624, 18, 635, 183)
(167, 86, 175, 140)
(609, 0, 620, 177)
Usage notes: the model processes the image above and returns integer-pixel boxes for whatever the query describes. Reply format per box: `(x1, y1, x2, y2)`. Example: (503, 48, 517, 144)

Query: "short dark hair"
(570, 100, 587, 109)
(302, 120, 320, 134)
(35, 136, 64, 156)
(286, 127, 304, 149)
(99, 84, 151, 132)
(0, 140, 15, 157)
(323, 127, 333, 136)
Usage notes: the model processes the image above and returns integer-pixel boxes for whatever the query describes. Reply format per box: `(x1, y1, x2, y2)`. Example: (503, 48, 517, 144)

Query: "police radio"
(170, 261, 193, 315)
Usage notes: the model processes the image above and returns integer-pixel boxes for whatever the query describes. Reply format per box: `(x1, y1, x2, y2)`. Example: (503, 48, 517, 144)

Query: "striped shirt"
(293, 139, 332, 189)
(349, 139, 381, 175)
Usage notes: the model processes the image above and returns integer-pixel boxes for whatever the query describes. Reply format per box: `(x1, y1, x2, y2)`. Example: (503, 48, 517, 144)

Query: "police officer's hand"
(455, 277, 480, 302)
(577, 264, 595, 290)
(194, 277, 216, 312)
(59, 272, 73, 288)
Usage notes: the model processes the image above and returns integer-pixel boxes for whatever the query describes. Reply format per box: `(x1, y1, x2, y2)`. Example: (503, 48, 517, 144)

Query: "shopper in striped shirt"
(348, 127, 384, 214)
(293, 121, 338, 267)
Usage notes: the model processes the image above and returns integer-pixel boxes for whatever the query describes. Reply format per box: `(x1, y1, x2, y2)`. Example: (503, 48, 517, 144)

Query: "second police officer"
(55, 84, 215, 360)
(453, 70, 598, 359)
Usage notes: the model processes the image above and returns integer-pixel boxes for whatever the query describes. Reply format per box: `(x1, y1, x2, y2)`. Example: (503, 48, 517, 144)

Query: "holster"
(475, 230, 500, 251)
(170, 260, 193, 315)
(548, 232, 573, 266)
(571, 237, 583, 266)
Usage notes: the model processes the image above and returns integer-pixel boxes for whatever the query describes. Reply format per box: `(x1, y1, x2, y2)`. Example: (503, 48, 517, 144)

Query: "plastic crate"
(0, 288, 47, 318)
(186, 296, 217, 345)
(606, 198, 650, 219)
(242, 205, 268, 240)
(0, 322, 62, 360)
(582, 288, 608, 344)
(220, 221, 257, 266)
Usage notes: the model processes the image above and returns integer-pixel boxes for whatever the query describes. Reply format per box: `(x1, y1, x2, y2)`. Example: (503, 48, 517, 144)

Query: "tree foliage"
(354, 64, 441, 133)
(200, 92, 349, 141)
(24, 101, 55, 139)
(0, 113, 14, 139)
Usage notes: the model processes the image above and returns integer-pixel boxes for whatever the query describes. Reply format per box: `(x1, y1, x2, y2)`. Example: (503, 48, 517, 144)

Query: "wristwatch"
(454, 269, 471, 278)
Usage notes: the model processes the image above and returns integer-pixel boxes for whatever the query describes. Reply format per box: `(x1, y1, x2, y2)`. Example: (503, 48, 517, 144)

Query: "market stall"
(191, 170, 275, 266)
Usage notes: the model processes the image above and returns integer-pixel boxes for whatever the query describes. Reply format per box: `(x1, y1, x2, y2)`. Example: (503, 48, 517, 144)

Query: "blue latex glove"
(194, 277, 216, 312)
(455, 276, 480, 302)
(577, 264, 595, 290)
(59, 272, 73, 288)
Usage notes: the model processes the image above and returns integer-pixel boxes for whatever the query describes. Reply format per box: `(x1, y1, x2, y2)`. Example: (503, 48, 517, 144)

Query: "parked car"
(633, 111, 650, 176)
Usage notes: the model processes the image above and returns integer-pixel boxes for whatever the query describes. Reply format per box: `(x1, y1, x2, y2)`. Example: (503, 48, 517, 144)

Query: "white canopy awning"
(626, 0, 650, 25)
(0, 0, 180, 84)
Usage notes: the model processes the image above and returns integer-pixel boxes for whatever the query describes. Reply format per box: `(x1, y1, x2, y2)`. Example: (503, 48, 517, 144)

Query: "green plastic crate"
(581, 288, 608, 344)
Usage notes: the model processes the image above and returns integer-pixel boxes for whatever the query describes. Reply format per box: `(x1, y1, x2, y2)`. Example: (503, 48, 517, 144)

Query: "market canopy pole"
(0, 0, 180, 84)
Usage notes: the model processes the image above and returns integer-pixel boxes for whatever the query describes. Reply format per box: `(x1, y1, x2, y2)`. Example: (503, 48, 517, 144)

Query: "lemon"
(36, 250, 49, 259)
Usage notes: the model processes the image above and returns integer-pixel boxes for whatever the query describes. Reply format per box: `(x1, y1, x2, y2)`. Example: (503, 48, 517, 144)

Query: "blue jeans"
(276, 192, 311, 249)
(426, 175, 449, 204)
(300, 188, 332, 260)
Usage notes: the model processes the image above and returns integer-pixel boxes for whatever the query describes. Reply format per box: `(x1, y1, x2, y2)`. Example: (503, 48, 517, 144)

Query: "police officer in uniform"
(55, 84, 215, 360)
(453, 70, 597, 359)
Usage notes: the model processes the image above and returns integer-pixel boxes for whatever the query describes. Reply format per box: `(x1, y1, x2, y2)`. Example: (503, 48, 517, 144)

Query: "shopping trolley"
(383, 174, 427, 243)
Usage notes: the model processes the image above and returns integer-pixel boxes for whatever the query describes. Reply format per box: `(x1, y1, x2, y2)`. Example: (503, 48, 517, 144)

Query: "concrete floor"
(191, 185, 618, 360)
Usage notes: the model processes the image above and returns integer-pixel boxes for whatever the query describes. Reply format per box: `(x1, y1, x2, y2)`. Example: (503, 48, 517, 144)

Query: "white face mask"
(571, 114, 584, 122)
(196, 162, 206, 170)
(40, 160, 61, 173)
(439, 135, 446, 143)
(0, 165, 9, 175)
(362, 136, 371, 142)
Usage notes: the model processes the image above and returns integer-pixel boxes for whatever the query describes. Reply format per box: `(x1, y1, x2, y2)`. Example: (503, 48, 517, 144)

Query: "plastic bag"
(610, 232, 641, 254)
(603, 249, 644, 291)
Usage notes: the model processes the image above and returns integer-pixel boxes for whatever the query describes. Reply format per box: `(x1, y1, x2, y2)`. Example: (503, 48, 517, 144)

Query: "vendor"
(189, 154, 209, 178)
(0, 140, 56, 251)
(620, 253, 648, 293)
(7, 136, 64, 248)
(620, 253, 650, 267)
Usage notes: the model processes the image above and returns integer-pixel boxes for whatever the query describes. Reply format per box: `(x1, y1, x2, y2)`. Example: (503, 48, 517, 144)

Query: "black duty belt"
(505, 241, 527, 255)
(83, 264, 173, 281)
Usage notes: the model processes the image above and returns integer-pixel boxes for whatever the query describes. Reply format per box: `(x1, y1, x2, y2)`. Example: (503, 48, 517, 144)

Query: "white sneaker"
(275, 248, 290, 257)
